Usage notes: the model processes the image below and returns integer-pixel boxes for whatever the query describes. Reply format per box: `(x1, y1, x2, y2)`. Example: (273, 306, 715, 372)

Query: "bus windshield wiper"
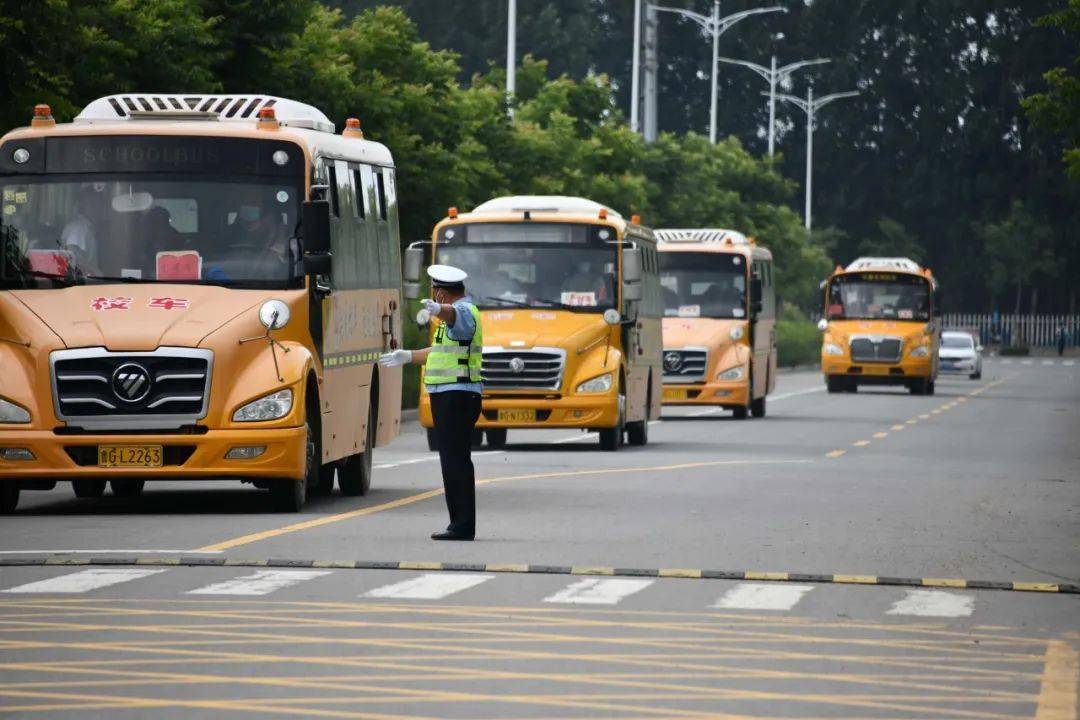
(483, 296, 531, 308)
(85, 275, 158, 284)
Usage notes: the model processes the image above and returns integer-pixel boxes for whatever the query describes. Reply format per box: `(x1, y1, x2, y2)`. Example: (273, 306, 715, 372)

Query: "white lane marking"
(887, 589, 974, 617)
(1065, 360, 1075, 366)
(1001, 359, 1013, 365)
(363, 573, 493, 600)
(1, 568, 167, 594)
(0, 549, 221, 555)
(1021, 360, 1033, 365)
(1042, 360, 1054, 366)
(713, 583, 813, 611)
(543, 578, 655, 605)
(187, 570, 332, 596)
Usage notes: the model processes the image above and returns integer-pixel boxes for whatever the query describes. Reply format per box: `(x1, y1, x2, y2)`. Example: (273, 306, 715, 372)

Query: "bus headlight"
(233, 389, 293, 422)
(0, 398, 30, 424)
(576, 373, 613, 394)
(824, 342, 845, 356)
(910, 344, 930, 358)
(729, 326, 744, 341)
(717, 366, 744, 381)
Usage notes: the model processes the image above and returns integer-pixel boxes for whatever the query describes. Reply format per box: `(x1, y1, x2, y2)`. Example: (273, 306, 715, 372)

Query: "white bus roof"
(76, 94, 336, 133)
(845, 257, 922, 272)
(471, 195, 622, 219)
(655, 228, 750, 246)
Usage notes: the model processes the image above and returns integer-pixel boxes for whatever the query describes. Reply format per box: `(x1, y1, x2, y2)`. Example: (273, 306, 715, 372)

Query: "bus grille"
(481, 349, 566, 391)
(662, 348, 708, 383)
(849, 337, 903, 363)
(50, 348, 213, 429)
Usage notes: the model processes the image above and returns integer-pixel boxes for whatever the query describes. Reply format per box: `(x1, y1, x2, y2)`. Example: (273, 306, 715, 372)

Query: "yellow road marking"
(1013, 582, 1060, 593)
(906, 419, 918, 425)
(873, 432, 888, 439)
(571, 567, 615, 576)
(484, 564, 529, 573)
(833, 575, 877, 585)
(1035, 640, 1079, 719)
(923, 578, 968, 589)
(659, 569, 701, 579)
(825, 450, 845, 458)
(852, 440, 871, 447)
(397, 561, 442, 571)
(891, 424, 905, 431)
(196, 459, 811, 552)
(744, 572, 789, 581)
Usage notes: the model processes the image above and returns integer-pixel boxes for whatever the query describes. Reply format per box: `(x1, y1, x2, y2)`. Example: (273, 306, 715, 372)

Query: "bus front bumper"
(420, 394, 621, 430)
(0, 427, 307, 481)
(822, 358, 933, 382)
(661, 382, 749, 408)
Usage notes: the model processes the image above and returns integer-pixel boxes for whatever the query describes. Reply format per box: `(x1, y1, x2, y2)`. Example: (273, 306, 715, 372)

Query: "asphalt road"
(1, 359, 1077, 718)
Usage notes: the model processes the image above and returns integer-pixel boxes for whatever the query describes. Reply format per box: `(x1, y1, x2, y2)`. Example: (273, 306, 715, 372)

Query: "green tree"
(1023, 0, 1080, 182)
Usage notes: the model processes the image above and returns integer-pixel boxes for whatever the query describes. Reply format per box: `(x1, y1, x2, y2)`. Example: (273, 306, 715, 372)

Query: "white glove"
(378, 349, 413, 367)
(421, 298, 441, 316)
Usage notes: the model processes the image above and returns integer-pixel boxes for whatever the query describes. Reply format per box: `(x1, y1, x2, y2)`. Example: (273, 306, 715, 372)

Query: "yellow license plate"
(663, 388, 689, 401)
(97, 445, 163, 468)
(497, 408, 536, 423)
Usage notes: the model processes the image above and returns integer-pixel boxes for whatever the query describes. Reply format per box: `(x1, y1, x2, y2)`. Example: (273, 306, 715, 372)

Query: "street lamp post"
(631, 0, 643, 133)
(507, 0, 517, 118)
(650, 1, 785, 144)
(772, 86, 859, 232)
(716, 55, 830, 158)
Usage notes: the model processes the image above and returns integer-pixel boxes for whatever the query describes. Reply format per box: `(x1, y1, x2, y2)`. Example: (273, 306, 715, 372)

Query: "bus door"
(750, 259, 776, 397)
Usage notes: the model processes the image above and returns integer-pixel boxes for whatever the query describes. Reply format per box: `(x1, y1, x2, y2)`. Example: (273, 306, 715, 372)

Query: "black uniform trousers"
(429, 389, 482, 537)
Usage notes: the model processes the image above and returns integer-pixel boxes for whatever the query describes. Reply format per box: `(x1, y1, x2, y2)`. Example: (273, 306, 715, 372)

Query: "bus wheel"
(826, 376, 843, 393)
(339, 401, 375, 497)
(909, 379, 926, 395)
(599, 392, 625, 451)
(626, 418, 648, 446)
(926, 380, 936, 395)
(426, 428, 439, 452)
(0, 483, 18, 514)
(732, 405, 749, 419)
(751, 395, 767, 418)
(485, 429, 508, 449)
(272, 423, 312, 512)
(110, 479, 144, 498)
(72, 479, 106, 498)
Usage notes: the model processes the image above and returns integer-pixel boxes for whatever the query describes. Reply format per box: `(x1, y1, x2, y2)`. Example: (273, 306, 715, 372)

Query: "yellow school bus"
(0, 95, 403, 513)
(404, 196, 663, 451)
(656, 229, 777, 417)
(819, 257, 941, 394)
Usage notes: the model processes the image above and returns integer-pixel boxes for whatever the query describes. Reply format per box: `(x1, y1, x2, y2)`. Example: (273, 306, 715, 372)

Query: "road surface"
(1, 359, 1077, 718)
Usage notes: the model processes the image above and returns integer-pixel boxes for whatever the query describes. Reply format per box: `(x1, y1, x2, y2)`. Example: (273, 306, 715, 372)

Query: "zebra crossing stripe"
(187, 570, 332, 596)
(543, 578, 655, 605)
(714, 583, 813, 611)
(363, 573, 493, 600)
(887, 589, 974, 617)
(1, 568, 167, 594)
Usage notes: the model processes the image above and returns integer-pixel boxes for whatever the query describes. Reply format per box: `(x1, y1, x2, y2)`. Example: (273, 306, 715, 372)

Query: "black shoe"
(431, 530, 474, 541)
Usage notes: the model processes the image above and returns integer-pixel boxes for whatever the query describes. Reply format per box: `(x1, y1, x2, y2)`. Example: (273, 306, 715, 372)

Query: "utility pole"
(650, 1, 785, 143)
(643, 4, 659, 142)
(506, 0, 517, 118)
(631, 0, 643, 133)
(716, 55, 830, 158)
(773, 87, 859, 232)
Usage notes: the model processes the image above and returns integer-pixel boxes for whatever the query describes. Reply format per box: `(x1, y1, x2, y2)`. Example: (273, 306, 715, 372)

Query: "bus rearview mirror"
(817, 318, 828, 332)
(403, 282, 421, 300)
(622, 282, 643, 302)
(303, 252, 331, 276)
(621, 248, 642, 284)
(301, 200, 331, 254)
(403, 245, 424, 284)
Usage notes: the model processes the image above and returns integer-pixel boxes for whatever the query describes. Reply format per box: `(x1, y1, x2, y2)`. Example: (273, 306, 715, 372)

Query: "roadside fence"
(942, 313, 1080, 348)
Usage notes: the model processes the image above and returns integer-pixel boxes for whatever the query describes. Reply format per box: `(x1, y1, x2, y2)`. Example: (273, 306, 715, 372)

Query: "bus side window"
(351, 168, 366, 220)
(327, 163, 340, 218)
(380, 168, 401, 288)
(375, 170, 388, 222)
(329, 159, 358, 289)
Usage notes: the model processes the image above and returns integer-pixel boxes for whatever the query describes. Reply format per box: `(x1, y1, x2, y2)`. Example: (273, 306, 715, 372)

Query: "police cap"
(428, 265, 468, 287)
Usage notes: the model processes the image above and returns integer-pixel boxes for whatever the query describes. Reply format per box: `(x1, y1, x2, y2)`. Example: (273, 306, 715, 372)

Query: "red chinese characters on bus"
(148, 297, 190, 310)
(90, 296, 133, 311)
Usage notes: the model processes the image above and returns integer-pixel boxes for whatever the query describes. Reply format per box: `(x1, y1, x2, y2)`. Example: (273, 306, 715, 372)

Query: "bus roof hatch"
(74, 95, 336, 133)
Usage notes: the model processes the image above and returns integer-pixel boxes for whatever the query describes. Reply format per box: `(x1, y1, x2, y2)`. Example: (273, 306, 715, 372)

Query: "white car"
(939, 331, 982, 379)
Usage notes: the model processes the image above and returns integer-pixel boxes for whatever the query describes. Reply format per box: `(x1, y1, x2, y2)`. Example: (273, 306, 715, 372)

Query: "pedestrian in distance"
(379, 265, 483, 541)
(1056, 323, 1068, 357)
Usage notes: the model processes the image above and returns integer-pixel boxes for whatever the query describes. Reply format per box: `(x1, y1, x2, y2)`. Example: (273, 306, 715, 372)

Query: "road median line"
(2, 556, 1073, 594)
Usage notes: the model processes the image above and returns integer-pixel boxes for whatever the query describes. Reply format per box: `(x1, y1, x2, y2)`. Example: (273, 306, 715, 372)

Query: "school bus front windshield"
(826, 272, 930, 322)
(433, 222, 618, 312)
(659, 252, 747, 320)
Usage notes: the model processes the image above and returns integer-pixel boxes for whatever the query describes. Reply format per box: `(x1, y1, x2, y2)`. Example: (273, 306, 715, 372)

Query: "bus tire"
(626, 418, 648, 446)
(0, 483, 18, 514)
(826, 376, 843, 393)
(909, 379, 926, 395)
(926, 379, 936, 395)
(339, 400, 375, 497)
(73, 479, 106, 498)
(599, 390, 626, 451)
(485, 429, 508, 449)
(110, 479, 144, 498)
(751, 394, 767, 418)
(426, 428, 439, 452)
(732, 405, 749, 419)
(272, 422, 313, 512)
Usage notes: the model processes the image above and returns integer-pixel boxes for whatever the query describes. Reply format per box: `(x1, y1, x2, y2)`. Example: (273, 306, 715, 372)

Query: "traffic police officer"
(379, 265, 483, 540)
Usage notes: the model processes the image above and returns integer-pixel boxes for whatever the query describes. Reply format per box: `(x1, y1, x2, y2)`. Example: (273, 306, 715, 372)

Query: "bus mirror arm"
(301, 200, 331, 254)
